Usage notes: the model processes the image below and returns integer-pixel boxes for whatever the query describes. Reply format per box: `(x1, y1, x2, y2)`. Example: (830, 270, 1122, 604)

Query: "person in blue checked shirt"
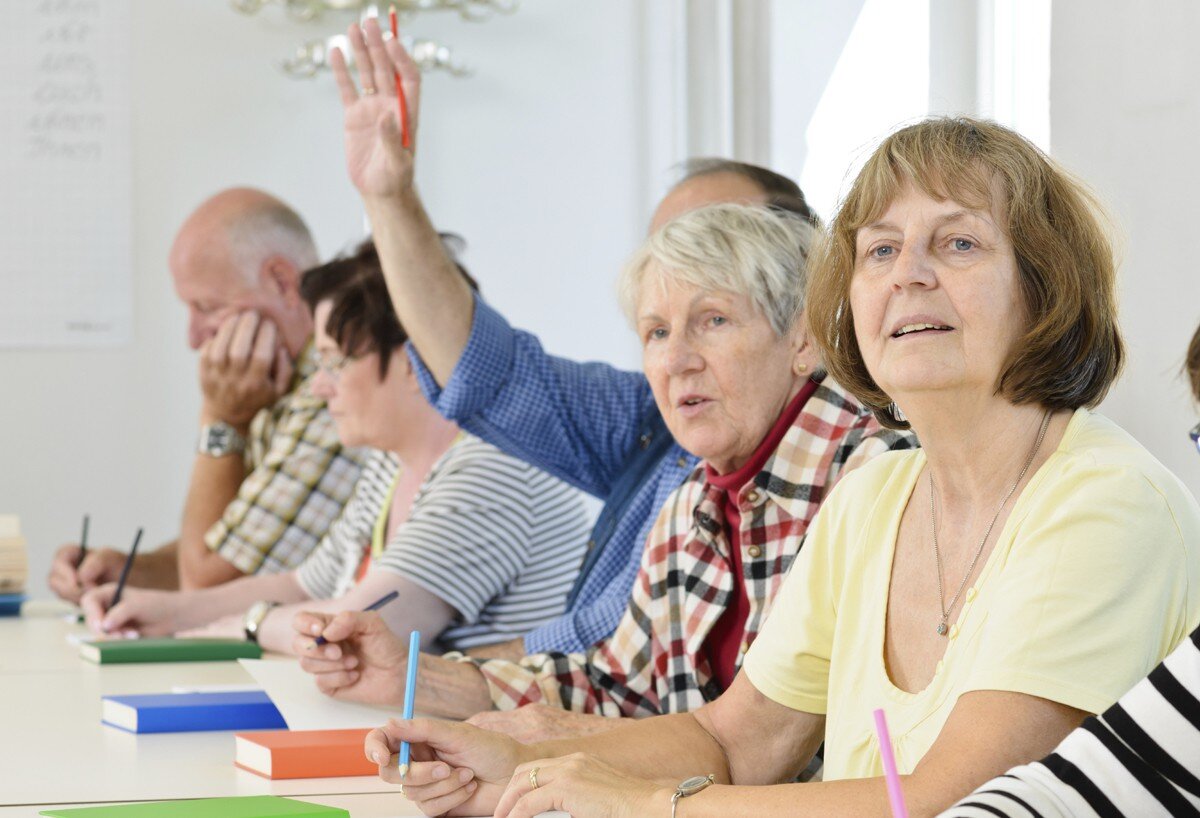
(293, 34, 827, 747)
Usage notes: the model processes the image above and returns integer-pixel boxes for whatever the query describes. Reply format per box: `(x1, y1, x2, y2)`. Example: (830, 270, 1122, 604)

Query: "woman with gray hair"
(296, 205, 913, 736)
(293, 17, 913, 752)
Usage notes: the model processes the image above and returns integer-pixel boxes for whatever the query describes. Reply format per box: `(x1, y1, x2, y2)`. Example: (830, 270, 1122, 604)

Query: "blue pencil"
(398, 629, 421, 778)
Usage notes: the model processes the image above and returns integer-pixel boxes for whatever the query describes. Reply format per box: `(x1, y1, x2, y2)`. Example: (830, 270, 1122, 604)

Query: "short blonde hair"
(807, 117, 1125, 428)
(617, 203, 817, 336)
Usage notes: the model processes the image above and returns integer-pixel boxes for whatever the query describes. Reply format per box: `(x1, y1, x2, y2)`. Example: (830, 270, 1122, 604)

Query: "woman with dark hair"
(79, 241, 590, 657)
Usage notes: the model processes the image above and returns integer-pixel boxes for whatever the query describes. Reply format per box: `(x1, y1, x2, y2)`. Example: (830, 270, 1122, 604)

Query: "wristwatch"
(243, 600, 279, 643)
(670, 774, 714, 818)
(197, 421, 246, 457)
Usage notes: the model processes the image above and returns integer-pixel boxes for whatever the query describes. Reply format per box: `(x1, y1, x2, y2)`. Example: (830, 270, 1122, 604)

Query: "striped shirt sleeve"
(374, 436, 590, 651)
(940, 627, 1200, 818)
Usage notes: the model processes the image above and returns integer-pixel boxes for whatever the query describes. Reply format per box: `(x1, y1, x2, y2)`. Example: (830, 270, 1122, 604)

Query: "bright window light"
(799, 0, 930, 220)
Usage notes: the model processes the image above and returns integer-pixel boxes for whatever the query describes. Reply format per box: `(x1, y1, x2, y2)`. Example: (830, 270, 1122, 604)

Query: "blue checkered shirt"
(408, 295, 697, 653)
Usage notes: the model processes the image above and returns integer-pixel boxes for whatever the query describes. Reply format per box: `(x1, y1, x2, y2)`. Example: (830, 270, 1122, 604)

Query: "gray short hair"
(617, 203, 817, 336)
(225, 201, 319, 283)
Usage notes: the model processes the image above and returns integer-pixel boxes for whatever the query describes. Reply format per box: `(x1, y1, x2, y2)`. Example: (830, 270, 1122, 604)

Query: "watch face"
(210, 427, 230, 447)
(679, 775, 712, 795)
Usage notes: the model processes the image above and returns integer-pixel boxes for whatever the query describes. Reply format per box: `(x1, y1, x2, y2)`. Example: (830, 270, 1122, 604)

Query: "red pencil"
(389, 6, 411, 148)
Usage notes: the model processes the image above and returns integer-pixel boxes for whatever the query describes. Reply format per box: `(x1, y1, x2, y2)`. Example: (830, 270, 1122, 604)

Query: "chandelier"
(230, 0, 518, 78)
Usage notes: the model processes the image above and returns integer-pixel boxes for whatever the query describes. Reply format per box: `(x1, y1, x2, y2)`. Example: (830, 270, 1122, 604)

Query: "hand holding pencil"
(331, 15, 422, 200)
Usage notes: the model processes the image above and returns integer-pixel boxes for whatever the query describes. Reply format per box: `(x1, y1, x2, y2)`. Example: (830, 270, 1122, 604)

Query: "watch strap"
(243, 600, 279, 643)
(197, 421, 247, 457)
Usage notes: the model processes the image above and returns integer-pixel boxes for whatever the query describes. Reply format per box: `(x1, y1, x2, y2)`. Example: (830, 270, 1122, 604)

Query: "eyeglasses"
(316, 350, 355, 379)
(1191, 422, 1200, 454)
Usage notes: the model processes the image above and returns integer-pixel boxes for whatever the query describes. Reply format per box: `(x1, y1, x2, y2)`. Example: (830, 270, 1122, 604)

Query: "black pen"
(313, 589, 400, 647)
(109, 527, 143, 609)
(76, 514, 90, 568)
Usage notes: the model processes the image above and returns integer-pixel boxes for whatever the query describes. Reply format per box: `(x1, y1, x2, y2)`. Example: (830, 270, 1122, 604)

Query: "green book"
(41, 796, 347, 817)
(79, 637, 262, 664)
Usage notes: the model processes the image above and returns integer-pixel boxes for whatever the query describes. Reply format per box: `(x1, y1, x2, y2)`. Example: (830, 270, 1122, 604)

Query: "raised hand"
(332, 17, 422, 200)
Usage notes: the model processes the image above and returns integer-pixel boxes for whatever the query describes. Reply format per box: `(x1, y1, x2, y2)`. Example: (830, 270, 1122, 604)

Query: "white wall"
(4, 0, 652, 598)
(1052, 0, 1200, 497)
(10, 1, 1197, 600)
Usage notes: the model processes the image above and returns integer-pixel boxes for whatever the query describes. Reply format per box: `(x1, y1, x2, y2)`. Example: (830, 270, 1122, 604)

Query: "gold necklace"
(929, 410, 1052, 636)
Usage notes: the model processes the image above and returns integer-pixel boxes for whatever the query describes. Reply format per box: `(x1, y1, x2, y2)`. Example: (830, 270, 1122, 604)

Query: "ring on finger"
(529, 767, 540, 790)
(363, 86, 377, 95)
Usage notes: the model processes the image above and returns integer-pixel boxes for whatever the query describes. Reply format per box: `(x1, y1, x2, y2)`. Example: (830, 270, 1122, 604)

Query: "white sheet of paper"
(239, 657, 402, 730)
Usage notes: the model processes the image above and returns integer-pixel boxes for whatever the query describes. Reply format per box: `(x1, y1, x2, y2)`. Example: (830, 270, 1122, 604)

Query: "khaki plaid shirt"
(205, 344, 366, 574)
(467, 377, 916, 716)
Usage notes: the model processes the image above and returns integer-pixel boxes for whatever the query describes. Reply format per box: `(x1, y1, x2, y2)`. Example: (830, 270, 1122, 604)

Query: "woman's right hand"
(293, 610, 409, 707)
(332, 17, 422, 201)
(367, 718, 530, 817)
(79, 584, 185, 637)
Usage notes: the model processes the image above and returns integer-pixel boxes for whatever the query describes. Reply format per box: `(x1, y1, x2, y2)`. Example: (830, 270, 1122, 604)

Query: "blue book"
(0, 592, 25, 616)
(101, 690, 286, 734)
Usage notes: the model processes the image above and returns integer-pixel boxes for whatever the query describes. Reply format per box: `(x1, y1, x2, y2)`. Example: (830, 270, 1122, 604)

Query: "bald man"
(49, 188, 365, 600)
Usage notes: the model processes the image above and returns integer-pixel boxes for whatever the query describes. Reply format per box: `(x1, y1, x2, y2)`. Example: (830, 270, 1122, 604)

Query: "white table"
(0, 602, 418, 817)
(0, 603, 568, 818)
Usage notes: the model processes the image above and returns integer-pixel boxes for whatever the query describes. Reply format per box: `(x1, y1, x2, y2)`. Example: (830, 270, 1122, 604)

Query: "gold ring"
(529, 767, 540, 789)
(363, 86, 377, 95)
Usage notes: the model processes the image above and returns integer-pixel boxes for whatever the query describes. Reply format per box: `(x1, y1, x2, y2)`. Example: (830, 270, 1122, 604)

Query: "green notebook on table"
(79, 637, 262, 664)
(40, 795, 347, 817)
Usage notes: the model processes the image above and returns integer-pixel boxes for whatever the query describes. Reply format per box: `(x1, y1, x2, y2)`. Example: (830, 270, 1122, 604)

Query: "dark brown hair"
(300, 236, 476, 379)
(680, 158, 820, 227)
(806, 117, 1125, 429)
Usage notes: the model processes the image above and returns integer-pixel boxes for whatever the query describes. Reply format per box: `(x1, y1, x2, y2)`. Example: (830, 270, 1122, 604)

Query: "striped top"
(295, 438, 590, 652)
(941, 626, 1200, 817)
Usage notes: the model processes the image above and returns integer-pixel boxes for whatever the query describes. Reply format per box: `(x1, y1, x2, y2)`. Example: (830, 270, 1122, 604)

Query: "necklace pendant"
(936, 622, 948, 636)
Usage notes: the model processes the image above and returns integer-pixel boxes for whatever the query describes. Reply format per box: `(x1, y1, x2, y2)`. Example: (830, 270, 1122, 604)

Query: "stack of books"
(0, 515, 27, 615)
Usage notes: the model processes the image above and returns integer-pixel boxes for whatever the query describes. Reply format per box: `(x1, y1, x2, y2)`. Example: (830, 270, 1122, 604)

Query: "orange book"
(234, 729, 376, 779)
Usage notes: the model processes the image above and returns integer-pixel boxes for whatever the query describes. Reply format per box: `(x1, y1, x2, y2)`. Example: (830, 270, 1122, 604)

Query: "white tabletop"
(0, 602, 568, 818)
(0, 603, 415, 815)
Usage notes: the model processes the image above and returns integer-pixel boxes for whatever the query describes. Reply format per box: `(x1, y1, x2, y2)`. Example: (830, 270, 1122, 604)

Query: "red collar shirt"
(462, 376, 917, 716)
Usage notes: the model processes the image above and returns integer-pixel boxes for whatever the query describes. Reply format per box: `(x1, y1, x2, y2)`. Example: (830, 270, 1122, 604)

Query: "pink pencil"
(874, 708, 909, 818)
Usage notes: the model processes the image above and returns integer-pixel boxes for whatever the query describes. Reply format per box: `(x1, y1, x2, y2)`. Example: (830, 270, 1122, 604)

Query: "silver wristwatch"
(243, 600, 279, 643)
(671, 774, 714, 818)
(197, 421, 246, 457)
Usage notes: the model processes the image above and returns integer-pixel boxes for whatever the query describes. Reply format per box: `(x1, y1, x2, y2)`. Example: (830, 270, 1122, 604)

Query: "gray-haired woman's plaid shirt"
(460, 376, 917, 716)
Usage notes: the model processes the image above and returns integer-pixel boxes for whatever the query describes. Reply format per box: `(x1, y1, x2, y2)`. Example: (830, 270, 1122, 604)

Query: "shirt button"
(677, 456, 689, 468)
(586, 539, 596, 551)
(745, 490, 761, 504)
(965, 587, 977, 602)
(747, 545, 763, 558)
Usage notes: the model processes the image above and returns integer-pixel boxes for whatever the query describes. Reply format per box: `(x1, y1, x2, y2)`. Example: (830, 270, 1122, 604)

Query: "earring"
(797, 363, 808, 373)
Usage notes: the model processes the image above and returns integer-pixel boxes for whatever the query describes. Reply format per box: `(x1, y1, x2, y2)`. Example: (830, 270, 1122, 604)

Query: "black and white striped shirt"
(941, 627, 1200, 817)
(296, 438, 590, 651)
